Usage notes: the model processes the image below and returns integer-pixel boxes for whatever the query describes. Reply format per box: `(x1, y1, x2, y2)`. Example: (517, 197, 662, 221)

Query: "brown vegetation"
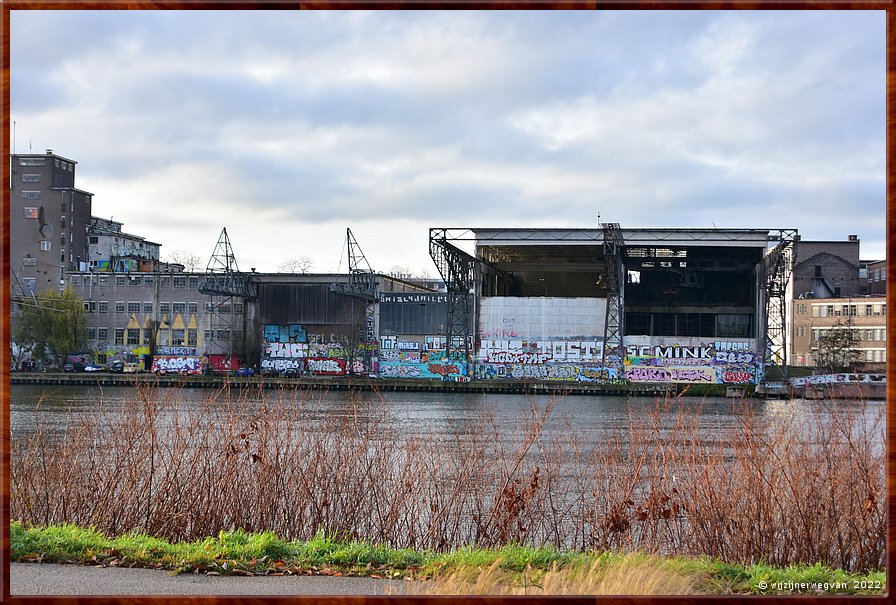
(10, 387, 885, 572)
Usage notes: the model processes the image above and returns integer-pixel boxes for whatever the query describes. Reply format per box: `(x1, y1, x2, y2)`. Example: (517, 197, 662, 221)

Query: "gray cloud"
(11, 10, 885, 269)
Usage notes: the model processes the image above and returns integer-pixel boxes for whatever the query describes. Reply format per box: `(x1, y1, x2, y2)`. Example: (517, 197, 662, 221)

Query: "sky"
(10, 10, 886, 275)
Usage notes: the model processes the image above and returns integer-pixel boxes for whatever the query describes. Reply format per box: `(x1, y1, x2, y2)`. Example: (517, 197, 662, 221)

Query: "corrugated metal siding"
(256, 284, 361, 325)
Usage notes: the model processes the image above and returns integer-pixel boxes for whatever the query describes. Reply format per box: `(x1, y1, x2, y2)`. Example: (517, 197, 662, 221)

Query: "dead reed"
(10, 387, 885, 572)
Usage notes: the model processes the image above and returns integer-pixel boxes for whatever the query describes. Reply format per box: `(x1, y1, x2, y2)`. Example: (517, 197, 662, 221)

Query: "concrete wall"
(623, 335, 760, 384)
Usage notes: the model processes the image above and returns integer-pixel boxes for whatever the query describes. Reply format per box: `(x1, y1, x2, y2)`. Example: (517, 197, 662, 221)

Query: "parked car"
(63, 362, 84, 373)
(109, 361, 125, 373)
(84, 363, 105, 372)
(232, 366, 255, 377)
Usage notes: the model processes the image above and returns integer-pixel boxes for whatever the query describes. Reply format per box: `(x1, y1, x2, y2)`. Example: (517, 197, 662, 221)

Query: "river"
(9, 383, 883, 444)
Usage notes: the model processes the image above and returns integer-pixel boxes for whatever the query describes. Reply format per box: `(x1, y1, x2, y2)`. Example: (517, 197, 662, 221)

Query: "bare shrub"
(10, 388, 885, 571)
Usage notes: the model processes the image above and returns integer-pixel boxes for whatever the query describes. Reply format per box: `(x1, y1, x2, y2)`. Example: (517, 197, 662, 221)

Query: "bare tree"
(278, 256, 314, 274)
(164, 249, 204, 272)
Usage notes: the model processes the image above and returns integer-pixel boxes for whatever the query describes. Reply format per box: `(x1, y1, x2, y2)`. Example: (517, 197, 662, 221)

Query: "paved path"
(11, 562, 410, 596)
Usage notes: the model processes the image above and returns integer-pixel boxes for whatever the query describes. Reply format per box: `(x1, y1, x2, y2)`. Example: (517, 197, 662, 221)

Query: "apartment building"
(87, 217, 161, 272)
(791, 296, 886, 370)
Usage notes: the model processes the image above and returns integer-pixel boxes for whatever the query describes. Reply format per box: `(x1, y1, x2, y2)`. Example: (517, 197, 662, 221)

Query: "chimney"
(848, 235, 858, 241)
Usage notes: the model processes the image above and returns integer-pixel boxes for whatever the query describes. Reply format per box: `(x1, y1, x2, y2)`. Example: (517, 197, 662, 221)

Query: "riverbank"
(9, 522, 886, 596)
(10, 371, 751, 398)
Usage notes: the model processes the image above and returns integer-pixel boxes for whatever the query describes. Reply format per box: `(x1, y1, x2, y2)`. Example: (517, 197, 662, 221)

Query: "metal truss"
(199, 228, 255, 364)
(198, 228, 257, 300)
(761, 229, 798, 380)
(330, 228, 378, 301)
(600, 223, 625, 379)
(429, 228, 480, 378)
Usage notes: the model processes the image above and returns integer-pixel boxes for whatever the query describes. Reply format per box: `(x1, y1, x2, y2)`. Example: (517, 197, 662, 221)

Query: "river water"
(9, 383, 884, 444)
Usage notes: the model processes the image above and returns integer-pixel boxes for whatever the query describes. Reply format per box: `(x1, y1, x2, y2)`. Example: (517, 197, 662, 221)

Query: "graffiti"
(261, 358, 302, 372)
(265, 342, 309, 358)
(379, 363, 422, 378)
(723, 370, 753, 384)
(306, 358, 346, 376)
(479, 340, 603, 361)
(714, 351, 756, 365)
(425, 336, 446, 351)
(264, 323, 308, 344)
(366, 315, 375, 341)
(427, 363, 461, 376)
(626, 366, 714, 383)
(379, 360, 467, 379)
(485, 351, 551, 365)
(397, 341, 419, 351)
(152, 355, 202, 375)
(157, 346, 196, 356)
(380, 350, 400, 362)
(575, 366, 621, 382)
(380, 336, 397, 350)
(626, 344, 713, 359)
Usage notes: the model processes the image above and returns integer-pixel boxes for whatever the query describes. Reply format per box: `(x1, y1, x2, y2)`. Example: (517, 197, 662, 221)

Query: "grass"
(10, 521, 886, 595)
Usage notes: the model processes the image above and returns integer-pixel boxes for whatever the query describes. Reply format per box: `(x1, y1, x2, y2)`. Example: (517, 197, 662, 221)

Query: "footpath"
(10, 562, 410, 596)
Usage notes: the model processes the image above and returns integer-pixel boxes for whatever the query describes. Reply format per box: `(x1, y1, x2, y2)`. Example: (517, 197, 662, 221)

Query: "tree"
(278, 256, 314, 273)
(813, 320, 860, 373)
(13, 289, 87, 365)
(164, 249, 204, 272)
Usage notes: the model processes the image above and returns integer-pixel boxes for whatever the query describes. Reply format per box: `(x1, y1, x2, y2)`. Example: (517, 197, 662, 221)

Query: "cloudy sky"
(11, 10, 885, 275)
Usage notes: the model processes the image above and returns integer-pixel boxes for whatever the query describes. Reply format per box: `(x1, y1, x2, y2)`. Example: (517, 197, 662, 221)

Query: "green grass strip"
(10, 521, 886, 594)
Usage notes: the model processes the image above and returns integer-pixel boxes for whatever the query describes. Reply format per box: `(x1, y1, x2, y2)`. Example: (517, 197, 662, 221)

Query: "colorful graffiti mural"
(152, 355, 202, 375)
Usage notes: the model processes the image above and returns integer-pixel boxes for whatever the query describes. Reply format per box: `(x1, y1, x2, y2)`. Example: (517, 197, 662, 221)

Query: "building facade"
(790, 296, 886, 370)
(10, 151, 93, 297)
(87, 217, 161, 272)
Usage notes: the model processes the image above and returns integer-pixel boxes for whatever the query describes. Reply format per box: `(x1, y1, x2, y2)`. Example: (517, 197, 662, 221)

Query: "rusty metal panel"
(256, 284, 359, 325)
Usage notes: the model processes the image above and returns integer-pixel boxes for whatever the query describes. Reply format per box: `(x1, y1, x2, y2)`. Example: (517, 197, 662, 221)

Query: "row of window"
(71, 274, 200, 288)
(808, 327, 887, 342)
(805, 303, 887, 318)
(86, 327, 235, 346)
(82, 301, 243, 315)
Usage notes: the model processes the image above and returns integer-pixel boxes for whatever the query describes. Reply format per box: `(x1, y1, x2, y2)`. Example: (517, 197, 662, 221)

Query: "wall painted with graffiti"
(474, 297, 615, 382)
(259, 323, 371, 376)
(151, 355, 202, 375)
(623, 336, 761, 384)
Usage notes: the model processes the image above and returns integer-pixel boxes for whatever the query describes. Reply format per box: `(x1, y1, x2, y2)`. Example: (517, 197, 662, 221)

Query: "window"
(23, 207, 39, 219)
(22, 278, 35, 296)
(127, 302, 141, 314)
(114, 329, 125, 345)
(866, 305, 873, 316)
(89, 236, 98, 244)
(99, 275, 109, 285)
(21, 191, 41, 199)
(71, 275, 82, 286)
(143, 302, 153, 314)
(19, 157, 46, 166)
(97, 327, 108, 340)
(87, 328, 96, 340)
(128, 275, 139, 286)
(116, 275, 127, 286)
(159, 329, 169, 346)
(188, 276, 199, 288)
(160, 276, 171, 287)
(115, 301, 125, 313)
(172, 329, 185, 345)
(22, 174, 40, 183)
(142, 330, 151, 345)
(173, 302, 186, 315)
(143, 275, 154, 286)
(188, 329, 197, 346)
(234, 303, 244, 314)
(814, 265, 822, 278)
(173, 276, 187, 287)
(82, 301, 96, 312)
(127, 329, 140, 345)
(39, 240, 51, 251)
(160, 302, 170, 315)
(188, 302, 198, 314)
(98, 301, 108, 313)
